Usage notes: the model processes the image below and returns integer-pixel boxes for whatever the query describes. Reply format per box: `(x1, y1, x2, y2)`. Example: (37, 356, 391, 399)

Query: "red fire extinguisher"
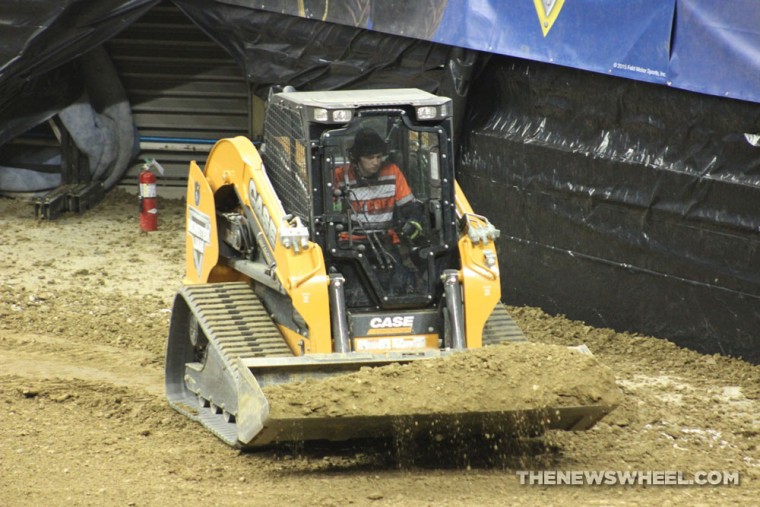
(138, 159, 164, 232)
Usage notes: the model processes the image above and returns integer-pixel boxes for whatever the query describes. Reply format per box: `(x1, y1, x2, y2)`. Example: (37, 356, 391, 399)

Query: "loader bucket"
(168, 349, 616, 449)
(235, 354, 615, 448)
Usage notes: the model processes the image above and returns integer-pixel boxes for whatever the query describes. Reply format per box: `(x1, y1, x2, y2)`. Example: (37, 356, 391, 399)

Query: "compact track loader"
(166, 88, 613, 448)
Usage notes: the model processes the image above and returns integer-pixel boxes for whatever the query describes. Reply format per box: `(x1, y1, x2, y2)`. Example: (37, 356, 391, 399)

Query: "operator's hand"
(400, 219, 423, 241)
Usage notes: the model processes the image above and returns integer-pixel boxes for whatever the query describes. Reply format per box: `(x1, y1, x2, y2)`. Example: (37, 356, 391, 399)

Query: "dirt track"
(1, 190, 757, 506)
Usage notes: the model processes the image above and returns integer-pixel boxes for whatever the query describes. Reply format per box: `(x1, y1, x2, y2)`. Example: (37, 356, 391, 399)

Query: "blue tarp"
(434, 1, 760, 103)
(670, 0, 760, 100)
(433, 0, 673, 84)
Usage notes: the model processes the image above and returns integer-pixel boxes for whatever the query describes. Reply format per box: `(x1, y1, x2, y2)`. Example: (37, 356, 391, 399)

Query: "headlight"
(313, 108, 329, 122)
(416, 106, 438, 120)
(332, 109, 353, 122)
(312, 108, 353, 123)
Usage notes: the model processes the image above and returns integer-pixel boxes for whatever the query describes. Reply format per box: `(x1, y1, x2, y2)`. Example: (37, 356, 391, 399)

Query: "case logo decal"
(369, 316, 414, 329)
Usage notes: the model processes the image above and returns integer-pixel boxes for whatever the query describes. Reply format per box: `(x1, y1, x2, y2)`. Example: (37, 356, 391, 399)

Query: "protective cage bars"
(263, 101, 311, 224)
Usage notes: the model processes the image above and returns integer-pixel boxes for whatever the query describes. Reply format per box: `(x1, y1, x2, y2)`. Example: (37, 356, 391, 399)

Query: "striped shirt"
(334, 162, 414, 229)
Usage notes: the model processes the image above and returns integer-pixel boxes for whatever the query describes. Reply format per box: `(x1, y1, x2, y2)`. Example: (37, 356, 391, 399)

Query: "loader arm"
(185, 136, 331, 354)
(454, 180, 503, 348)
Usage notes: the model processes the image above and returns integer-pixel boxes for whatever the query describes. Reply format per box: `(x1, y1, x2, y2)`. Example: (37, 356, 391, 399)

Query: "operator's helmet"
(349, 128, 387, 162)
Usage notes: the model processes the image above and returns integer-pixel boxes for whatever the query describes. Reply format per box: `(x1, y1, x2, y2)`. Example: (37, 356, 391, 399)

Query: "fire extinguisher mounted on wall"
(138, 159, 165, 232)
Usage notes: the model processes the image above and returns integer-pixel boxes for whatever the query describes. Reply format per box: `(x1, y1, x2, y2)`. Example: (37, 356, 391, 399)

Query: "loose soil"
(265, 343, 622, 418)
(1, 190, 757, 506)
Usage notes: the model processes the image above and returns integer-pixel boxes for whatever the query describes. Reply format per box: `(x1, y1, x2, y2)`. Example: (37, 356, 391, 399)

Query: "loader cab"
(264, 89, 459, 310)
(320, 114, 458, 309)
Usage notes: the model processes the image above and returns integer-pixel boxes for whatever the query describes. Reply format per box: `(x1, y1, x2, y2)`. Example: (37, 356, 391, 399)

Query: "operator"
(333, 127, 426, 295)
(333, 127, 423, 243)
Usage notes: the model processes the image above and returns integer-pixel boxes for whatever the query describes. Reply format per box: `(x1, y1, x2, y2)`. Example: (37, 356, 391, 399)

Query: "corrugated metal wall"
(106, 1, 251, 190)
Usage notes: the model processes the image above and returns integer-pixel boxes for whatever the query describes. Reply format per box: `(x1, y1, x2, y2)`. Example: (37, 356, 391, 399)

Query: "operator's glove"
(400, 219, 423, 241)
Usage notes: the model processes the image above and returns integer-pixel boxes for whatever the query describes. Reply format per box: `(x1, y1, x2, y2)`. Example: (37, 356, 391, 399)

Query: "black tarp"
(173, 1, 452, 96)
(0, 1, 457, 145)
(459, 57, 760, 362)
(0, 1, 468, 192)
(0, 0, 159, 145)
(0, 1, 156, 193)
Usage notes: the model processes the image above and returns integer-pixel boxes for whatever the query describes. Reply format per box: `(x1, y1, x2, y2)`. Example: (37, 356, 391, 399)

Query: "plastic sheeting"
(0, 0, 153, 194)
(0, 0, 158, 145)
(5, 1, 760, 140)
(459, 57, 760, 362)
(173, 1, 453, 97)
(0, 46, 139, 194)
(0, 0, 456, 147)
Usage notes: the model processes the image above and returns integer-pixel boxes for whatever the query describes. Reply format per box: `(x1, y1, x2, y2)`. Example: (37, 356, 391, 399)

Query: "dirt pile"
(264, 342, 623, 419)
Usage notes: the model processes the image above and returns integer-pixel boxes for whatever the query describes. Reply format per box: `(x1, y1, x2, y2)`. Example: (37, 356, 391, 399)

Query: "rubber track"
(169, 282, 293, 446)
(482, 302, 527, 345)
(181, 282, 293, 362)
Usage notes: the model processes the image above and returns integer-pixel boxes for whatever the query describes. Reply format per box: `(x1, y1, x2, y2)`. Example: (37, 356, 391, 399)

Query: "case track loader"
(166, 88, 613, 448)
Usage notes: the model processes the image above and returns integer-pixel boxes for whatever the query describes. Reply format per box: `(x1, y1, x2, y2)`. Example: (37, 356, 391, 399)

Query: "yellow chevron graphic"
(533, 0, 566, 37)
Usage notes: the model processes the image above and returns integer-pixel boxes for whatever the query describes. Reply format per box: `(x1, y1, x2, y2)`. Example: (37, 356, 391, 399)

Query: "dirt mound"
(265, 343, 622, 418)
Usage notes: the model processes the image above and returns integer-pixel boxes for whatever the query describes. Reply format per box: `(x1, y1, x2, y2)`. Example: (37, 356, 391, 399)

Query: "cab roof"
(272, 88, 450, 109)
